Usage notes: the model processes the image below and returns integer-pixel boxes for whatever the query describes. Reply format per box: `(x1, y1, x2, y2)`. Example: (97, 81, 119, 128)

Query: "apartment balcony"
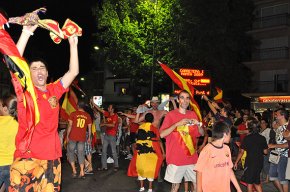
(253, 14, 290, 29)
(246, 80, 288, 93)
(251, 47, 289, 61)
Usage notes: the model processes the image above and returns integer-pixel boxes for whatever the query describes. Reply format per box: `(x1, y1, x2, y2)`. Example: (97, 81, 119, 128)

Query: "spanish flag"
(159, 62, 202, 121)
(0, 13, 39, 153)
(127, 123, 163, 179)
(60, 88, 78, 121)
(213, 87, 223, 103)
(91, 121, 97, 148)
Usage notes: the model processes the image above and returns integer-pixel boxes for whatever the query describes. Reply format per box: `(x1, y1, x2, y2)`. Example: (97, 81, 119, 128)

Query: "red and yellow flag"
(213, 87, 223, 103)
(0, 13, 39, 153)
(159, 62, 202, 121)
(91, 121, 97, 148)
(60, 88, 78, 121)
(127, 123, 163, 179)
(176, 125, 195, 155)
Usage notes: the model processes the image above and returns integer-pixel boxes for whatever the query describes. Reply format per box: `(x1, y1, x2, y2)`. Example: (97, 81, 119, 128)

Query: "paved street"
(60, 152, 281, 192)
(61, 152, 171, 192)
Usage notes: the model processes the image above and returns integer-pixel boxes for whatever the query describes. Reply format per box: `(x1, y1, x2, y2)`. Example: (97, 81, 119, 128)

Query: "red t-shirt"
(160, 109, 200, 165)
(238, 123, 247, 142)
(14, 80, 68, 160)
(104, 111, 118, 136)
(68, 110, 92, 142)
(129, 117, 139, 133)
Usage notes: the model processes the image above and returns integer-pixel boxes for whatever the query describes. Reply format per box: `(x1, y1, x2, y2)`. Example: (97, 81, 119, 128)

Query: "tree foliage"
(96, 0, 254, 94)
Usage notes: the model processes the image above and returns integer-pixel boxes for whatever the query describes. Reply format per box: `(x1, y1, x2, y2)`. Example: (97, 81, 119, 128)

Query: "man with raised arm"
(10, 25, 79, 191)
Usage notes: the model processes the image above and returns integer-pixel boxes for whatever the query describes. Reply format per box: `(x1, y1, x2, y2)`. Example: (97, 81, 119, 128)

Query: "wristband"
(22, 29, 34, 36)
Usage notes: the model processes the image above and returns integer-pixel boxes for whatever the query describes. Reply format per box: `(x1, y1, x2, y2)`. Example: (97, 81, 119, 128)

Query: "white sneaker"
(147, 189, 153, 192)
(125, 154, 132, 160)
(107, 157, 114, 163)
(139, 187, 145, 192)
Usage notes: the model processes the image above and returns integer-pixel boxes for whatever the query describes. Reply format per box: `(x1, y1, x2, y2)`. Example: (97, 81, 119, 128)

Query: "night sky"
(1, 0, 97, 80)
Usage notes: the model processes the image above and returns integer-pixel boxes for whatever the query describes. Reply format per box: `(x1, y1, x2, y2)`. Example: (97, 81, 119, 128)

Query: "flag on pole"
(159, 62, 202, 121)
(213, 87, 223, 103)
(72, 80, 86, 96)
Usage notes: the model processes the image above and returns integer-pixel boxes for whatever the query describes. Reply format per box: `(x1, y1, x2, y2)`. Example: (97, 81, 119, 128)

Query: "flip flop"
(78, 175, 86, 179)
(85, 170, 94, 175)
(97, 167, 108, 171)
(72, 173, 77, 179)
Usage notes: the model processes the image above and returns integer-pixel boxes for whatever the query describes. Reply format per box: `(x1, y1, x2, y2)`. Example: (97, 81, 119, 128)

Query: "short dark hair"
(0, 94, 17, 120)
(212, 121, 230, 140)
(222, 106, 230, 117)
(77, 100, 86, 109)
(260, 118, 268, 124)
(247, 119, 260, 134)
(27, 57, 48, 68)
(275, 108, 289, 120)
(235, 109, 244, 117)
(109, 104, 115, 110)
(145, 113, 154, 123)
(178, 90, 190, 99)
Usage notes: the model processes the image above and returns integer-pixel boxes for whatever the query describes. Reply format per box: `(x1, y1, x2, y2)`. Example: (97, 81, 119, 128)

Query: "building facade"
(243, 0, 290, 111)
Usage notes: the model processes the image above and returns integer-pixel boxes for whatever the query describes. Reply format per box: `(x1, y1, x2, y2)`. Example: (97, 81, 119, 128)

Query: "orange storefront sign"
(258, 96, 290, 103)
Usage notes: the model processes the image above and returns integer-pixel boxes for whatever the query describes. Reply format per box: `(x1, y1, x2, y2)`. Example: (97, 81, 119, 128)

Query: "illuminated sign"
(258, 96, 290, 103)
(177, 68, 211, 95)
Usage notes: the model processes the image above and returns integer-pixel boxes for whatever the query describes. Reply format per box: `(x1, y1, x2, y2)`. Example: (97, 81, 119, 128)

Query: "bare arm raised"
(16, 25, 38, 56)
(61, 36, 79, 89)
(16, 26, 79, 89)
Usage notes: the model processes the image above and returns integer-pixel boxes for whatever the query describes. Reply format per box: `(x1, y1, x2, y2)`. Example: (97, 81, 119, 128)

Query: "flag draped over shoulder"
(0, 13, 39, 153)
(213, 87, 223, 103)
(176, 125, 195, 156)
(127, 123, 163, 179)
(159, 62, 202, 121)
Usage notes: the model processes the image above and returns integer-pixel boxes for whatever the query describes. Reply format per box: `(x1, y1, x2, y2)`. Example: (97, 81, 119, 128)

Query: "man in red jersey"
(66, 101, 92, 179)
(10, 24, 79, 191)
(90, 101, 119, 171)
(160, 90, 204, 192)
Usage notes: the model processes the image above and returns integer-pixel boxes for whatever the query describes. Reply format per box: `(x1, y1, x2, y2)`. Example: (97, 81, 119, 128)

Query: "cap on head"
(150, 96, 160, 103)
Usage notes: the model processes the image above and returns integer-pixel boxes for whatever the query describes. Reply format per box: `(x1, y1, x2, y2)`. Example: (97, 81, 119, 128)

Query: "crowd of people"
(58, 91, 290, 192)
(1, 12, 290, 192)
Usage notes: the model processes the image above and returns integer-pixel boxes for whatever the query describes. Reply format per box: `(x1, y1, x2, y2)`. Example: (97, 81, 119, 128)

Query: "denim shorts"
(67, 140, 85, 164)
(0, 165, 10, 191)
(269, 156, 288, 185)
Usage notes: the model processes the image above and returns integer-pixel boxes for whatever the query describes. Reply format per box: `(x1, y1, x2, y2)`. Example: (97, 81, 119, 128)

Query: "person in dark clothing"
(234, 119, 268, 192)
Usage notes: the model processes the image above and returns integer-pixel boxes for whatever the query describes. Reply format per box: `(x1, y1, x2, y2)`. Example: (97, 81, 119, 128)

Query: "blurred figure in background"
(0, 95, 18, 192)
